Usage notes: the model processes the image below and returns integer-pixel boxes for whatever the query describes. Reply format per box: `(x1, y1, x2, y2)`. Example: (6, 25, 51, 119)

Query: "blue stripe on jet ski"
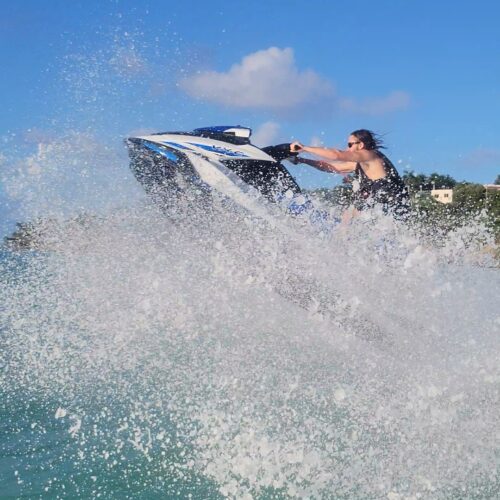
(188, 142, 249, 157)
(143, 142, 179, 162)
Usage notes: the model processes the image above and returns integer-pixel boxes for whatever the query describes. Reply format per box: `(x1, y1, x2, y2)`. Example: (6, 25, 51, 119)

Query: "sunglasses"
(347, 141, 361, 148)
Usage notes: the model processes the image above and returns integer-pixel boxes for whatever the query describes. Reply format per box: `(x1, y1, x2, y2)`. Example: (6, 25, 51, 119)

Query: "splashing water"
(1, 182, 499, 499)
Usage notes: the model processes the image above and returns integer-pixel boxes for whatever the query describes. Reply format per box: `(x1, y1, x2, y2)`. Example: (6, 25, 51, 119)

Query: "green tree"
(485, 188, 500, 241)
(403, 171, 456, 192)
(453, 183, 486, 211)
(403, 171, 430, 191)
(428, 173, 456, 189)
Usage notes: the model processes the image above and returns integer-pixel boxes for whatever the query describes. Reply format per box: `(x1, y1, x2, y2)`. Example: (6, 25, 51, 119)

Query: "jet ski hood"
(131, 126, 275, 163)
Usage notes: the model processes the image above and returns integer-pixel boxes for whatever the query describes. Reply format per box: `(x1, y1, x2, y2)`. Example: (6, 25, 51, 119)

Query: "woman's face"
(347, 135, 363, 150)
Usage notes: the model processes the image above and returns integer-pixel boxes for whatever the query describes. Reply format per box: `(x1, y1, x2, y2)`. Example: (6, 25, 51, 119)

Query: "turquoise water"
(1, 209, 499, 499)
(0, 386, 219, 498)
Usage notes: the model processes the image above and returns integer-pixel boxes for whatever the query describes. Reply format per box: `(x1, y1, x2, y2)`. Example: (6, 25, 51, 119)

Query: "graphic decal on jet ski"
(187, 143, 250, 158)
(143, 142, 179, 162)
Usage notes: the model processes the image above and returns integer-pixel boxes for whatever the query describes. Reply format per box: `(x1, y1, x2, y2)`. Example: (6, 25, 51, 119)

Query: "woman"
(290, 129, 410, 220)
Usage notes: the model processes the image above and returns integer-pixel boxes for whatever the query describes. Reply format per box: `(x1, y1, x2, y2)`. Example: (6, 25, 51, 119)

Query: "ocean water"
(1, 200, 499, 499)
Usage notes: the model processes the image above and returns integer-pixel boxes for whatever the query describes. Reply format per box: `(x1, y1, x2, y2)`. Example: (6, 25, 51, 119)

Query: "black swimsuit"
(352, 151, 409, 218)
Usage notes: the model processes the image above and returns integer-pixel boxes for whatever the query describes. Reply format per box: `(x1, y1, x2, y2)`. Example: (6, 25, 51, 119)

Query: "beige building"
(431, 188, 453, 204)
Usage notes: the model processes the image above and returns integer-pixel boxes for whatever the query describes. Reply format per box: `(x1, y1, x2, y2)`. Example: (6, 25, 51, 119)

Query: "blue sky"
(1, 0, 499, 237)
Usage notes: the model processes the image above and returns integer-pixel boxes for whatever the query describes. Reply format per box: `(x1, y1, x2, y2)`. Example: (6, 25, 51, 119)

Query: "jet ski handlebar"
(261, 143, 299, 162)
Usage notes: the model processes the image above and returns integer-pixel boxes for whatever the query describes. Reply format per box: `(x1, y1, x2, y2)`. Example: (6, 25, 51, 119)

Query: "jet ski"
(126, 125, 314, 218)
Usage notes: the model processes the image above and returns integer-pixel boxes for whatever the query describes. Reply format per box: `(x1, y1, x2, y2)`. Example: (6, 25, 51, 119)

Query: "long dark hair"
(351, 129, 385, 150)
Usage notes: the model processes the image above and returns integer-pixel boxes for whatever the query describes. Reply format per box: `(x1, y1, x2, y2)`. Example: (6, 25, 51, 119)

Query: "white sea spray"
(1, 195, 498, 498)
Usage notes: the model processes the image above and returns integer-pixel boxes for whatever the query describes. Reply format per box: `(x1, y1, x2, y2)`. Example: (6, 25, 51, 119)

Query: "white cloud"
(339, 91, 411, 115)
(251, 121, 281, 147)
(179, 47, 335, 112)
(179, 47, 411, 118)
